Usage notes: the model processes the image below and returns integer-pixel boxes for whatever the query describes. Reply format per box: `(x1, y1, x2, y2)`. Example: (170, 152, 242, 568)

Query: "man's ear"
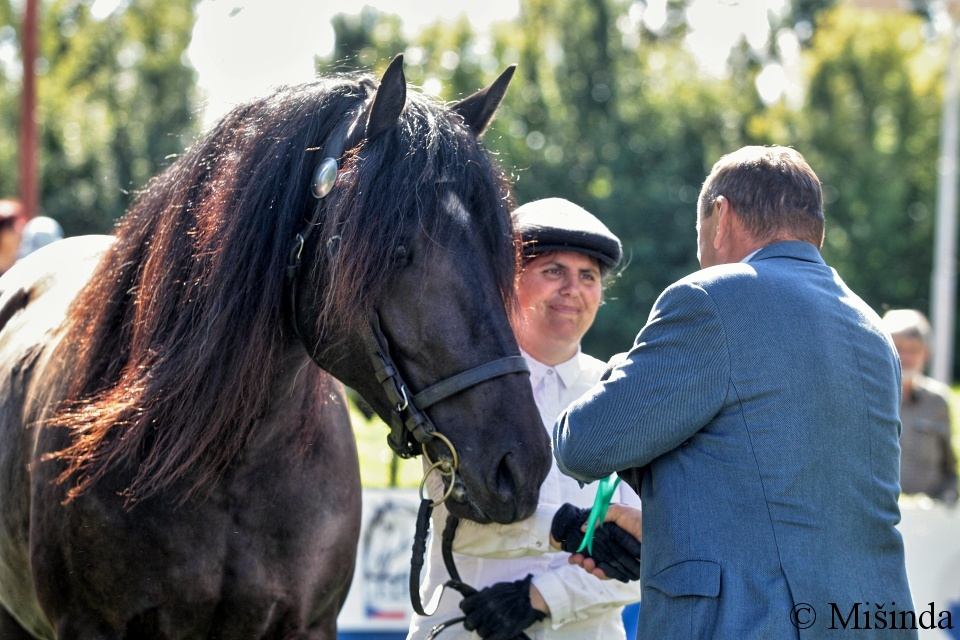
(713, 196, 731, 250)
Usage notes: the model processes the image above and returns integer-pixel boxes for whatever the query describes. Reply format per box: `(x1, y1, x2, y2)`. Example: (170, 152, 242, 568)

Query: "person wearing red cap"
(0, 199, 26, 275)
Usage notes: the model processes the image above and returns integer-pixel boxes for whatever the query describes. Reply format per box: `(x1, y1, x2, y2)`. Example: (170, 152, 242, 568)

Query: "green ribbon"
(577, 473, 621, 555)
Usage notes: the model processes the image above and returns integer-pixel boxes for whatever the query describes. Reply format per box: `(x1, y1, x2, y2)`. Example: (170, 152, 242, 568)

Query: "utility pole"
(19, 0, 39, 219)
(931, 1, 960, 382)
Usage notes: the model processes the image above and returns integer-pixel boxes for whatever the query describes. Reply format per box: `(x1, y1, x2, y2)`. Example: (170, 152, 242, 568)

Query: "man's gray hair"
(698, 146, 825, 247)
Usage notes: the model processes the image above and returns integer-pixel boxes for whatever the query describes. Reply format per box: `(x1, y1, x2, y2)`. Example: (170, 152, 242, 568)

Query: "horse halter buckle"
(395, 384, 410, 413)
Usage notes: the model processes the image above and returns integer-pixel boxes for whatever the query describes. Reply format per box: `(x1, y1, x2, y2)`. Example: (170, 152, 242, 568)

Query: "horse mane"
(45, 73, 517, 506)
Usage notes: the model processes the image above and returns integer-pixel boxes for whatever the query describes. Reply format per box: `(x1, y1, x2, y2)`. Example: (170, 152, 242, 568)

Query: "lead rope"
(411, 466, 531, 640)
(422, 512, 474, 640)
(410, 453, 467, 618)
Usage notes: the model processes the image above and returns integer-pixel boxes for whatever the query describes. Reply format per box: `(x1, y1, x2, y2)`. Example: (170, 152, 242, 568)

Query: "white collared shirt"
(525, 348, 587, 430)
(407, 351, 643, 640)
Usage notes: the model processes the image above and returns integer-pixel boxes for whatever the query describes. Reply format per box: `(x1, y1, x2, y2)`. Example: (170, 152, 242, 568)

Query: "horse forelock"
(307, 91, 518, 351)
(45, 73, 517, 507)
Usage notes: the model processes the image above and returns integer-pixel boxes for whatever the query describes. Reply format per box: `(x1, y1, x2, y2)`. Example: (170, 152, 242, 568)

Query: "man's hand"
(550, 503, 642, 582)
(605, 503, 642, 538)
(459, 574, 546, 640)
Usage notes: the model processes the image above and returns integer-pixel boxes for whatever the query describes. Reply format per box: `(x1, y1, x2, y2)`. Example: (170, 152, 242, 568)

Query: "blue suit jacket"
(555, 241, 915, 638)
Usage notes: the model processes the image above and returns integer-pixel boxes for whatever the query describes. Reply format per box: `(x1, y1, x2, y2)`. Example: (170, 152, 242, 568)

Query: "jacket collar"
(747, 240, 824, 265)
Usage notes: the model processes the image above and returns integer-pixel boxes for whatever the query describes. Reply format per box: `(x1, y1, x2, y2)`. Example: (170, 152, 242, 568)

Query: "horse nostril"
(495, 452, 518, 500)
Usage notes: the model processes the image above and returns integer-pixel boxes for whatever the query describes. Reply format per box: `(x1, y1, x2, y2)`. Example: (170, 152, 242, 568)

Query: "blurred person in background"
(882, 309, 958, 505)
(408, 198, 643, 640)
(0, 199, 26, 275)
(17, 216, 64, 260)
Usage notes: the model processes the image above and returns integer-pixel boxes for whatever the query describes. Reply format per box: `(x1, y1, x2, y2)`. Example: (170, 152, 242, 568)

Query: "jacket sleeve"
(553, 281, 730, 483)
(532, 560, 643, 628)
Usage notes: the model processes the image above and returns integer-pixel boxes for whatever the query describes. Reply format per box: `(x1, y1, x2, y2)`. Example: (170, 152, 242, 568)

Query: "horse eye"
(394, 245, 411, 266)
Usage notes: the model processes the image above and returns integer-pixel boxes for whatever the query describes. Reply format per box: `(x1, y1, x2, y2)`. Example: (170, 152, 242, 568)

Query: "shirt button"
(546, 369, 554, 376)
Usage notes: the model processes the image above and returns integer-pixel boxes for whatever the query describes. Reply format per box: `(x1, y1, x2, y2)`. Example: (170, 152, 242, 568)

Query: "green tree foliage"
(2, 0, 198, 234)
(0, 0, 21, 198)
(328, 7, 405, 73)
(796, 7, 942, 313)
(783, 0, 837, 41)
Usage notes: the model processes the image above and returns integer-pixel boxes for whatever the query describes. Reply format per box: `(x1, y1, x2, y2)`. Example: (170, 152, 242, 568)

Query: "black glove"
(588, 521, 643, 582)
(550, 503, 591, 552)
(550, 503, 643, 583)
(459, 573, 545, 640)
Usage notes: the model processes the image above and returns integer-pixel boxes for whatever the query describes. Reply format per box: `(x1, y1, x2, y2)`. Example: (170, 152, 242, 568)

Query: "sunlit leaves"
(798, 6, 940, 313)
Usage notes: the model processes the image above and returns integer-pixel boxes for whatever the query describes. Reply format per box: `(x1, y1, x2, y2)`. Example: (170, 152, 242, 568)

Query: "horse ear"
(365, 54, 407, 142)
(451, 65, 516, 136)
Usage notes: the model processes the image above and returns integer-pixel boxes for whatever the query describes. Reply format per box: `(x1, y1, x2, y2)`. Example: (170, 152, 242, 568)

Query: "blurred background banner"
(2, 0, 959, 378)
(2, 1, 959, 635)
(889, 501, 960, 639)
(338, 489, 421, 635)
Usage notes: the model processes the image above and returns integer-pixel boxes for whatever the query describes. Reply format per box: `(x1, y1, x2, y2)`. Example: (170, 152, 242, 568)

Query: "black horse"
(0, 56, 551, 639)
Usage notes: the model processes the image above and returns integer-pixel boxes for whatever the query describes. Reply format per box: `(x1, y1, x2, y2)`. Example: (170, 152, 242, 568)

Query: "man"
(882, 309, 958, 505)
(407, 198, 643, 640)
(0, 199, 25, 275)
(554, 146, 915, 638)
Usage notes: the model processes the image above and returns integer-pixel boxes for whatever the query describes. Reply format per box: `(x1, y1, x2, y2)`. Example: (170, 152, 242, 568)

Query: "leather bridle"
(363, 313, 529, 460)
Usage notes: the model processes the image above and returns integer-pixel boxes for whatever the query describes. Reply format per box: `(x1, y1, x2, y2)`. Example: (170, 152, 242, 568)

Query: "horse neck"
(275, 342, 325, 408)
(238, 341, 338, 452)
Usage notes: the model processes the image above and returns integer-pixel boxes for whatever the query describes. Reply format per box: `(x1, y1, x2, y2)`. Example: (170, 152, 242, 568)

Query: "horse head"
(41, 56, 550, 526)
(291, 56, 551, 524)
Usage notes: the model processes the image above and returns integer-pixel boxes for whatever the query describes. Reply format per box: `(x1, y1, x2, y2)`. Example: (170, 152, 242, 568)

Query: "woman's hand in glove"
(459, 574, 546, 640)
